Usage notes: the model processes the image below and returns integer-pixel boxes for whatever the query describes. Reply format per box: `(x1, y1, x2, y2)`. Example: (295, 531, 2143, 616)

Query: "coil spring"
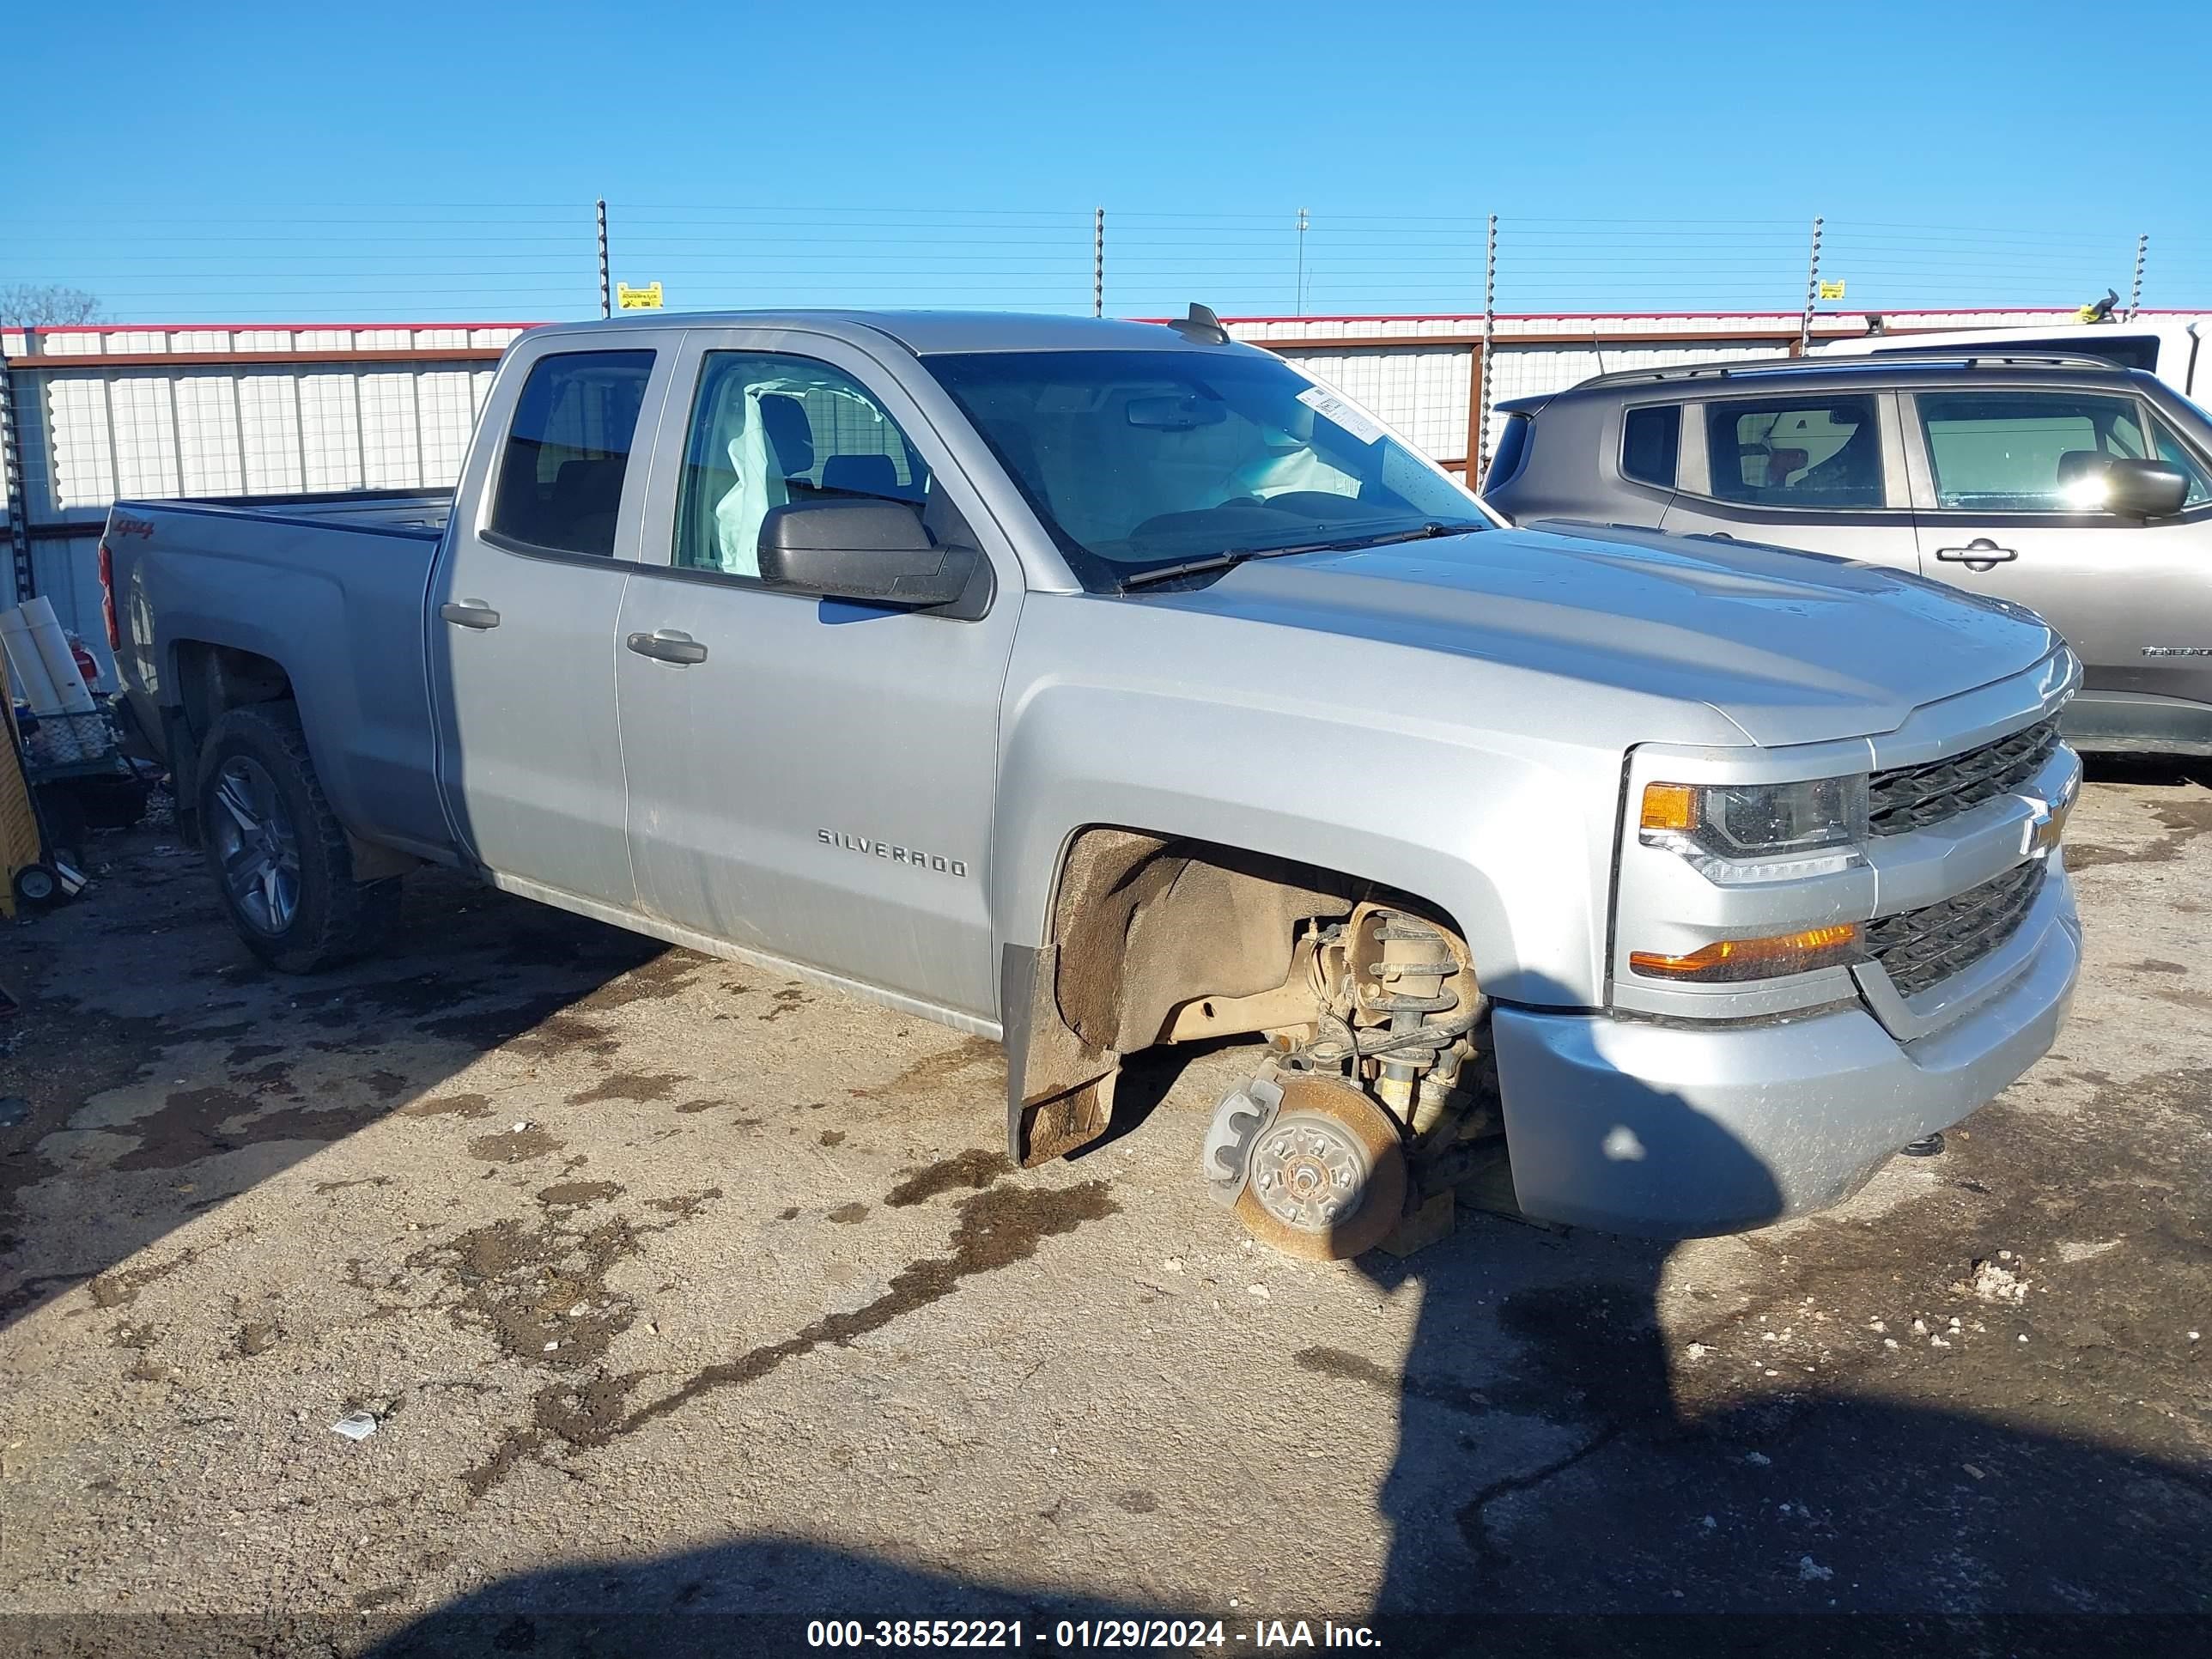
(1364, 915, 1468, 1068)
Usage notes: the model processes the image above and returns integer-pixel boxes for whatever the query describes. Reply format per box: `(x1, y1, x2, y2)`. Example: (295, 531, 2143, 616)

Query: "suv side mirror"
(2100, 458, 2189, 520)
(757, 498, 980, 609)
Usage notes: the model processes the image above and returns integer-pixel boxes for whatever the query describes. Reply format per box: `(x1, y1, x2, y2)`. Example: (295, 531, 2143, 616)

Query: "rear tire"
(198, 703, 401, 972)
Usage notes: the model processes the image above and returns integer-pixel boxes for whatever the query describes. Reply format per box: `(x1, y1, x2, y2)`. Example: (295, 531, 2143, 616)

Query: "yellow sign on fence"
(1818, 280, 1847, 301)
(617, 282, 665, 311)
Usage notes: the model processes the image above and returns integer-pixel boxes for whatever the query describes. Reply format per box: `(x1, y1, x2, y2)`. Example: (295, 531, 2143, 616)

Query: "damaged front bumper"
(1489, 871, 2081, 1237)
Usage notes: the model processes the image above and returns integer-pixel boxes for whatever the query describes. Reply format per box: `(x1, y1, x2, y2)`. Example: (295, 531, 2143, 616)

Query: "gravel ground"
(0, 764, 2207, 1656)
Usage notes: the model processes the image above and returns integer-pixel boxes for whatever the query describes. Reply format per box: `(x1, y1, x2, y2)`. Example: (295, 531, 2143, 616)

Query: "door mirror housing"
(757, 498, 981, 610)
(2097, 458, 2190, 520)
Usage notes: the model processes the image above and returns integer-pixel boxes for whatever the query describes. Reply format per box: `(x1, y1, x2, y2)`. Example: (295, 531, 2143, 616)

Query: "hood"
(1139, 522, 2058, 749)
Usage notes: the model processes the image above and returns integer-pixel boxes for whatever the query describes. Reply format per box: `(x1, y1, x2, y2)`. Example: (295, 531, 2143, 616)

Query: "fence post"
(1093, 208, 1104, 319)
(1474, 213, 1498, 483)
(2130, 233, 2147, 318)
(1295, 208, 1310, 317)
(1798, 215, 1824, 355)
(597, 198, 611, 320)
(0, 341, 33, 607)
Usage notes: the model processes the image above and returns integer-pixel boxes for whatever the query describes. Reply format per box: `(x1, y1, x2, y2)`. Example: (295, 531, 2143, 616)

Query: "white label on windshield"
(1297, 385, 1387, 446)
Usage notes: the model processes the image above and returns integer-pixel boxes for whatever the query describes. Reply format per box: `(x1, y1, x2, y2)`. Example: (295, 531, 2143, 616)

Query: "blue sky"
(6, 0, 2208, 322)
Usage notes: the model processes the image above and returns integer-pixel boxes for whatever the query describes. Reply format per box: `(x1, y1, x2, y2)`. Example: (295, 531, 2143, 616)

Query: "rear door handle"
(1935, 539, 2017, 568)
(626, 629, 708, 665)
(440, 600, 501, 629)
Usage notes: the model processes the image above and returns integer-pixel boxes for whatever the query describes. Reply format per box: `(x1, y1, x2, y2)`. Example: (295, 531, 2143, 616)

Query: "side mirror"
(757, 498, 980, 609)
(2101, 458, 2189, 519)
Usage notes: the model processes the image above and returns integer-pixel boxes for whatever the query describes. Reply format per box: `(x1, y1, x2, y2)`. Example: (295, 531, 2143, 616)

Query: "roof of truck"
(526, 309, 1235, 356)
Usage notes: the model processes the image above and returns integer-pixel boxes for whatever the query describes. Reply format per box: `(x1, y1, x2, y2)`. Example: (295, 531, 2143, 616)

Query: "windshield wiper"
(1117, 520, 1483, 591)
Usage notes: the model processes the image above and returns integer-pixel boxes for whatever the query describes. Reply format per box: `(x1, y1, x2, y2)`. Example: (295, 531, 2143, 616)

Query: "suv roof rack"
(1574, 351, 2124, 392)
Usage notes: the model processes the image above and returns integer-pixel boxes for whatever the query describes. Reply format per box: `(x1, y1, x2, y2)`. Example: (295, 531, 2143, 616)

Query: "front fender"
(989, 677, 1619, 1012)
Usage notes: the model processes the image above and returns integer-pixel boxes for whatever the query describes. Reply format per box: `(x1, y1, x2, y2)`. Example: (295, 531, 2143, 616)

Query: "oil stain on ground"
(462, 1176, 1119, 1496)
(568, 1073, 688, 1107)
(884, 1148, 1011, 1207)
(404, 1093, 492, 1121)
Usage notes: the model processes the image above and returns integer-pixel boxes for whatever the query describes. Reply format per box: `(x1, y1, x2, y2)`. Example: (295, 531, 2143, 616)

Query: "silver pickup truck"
(100, 309, 2083, 1258)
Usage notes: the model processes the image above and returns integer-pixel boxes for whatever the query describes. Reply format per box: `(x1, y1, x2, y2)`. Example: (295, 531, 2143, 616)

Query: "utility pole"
(1295, 207, 1310, 317)
(596, 198, 611, 320)
(1477, 213, 1498, 482)
(1093, 208, 1105, 319)
(1797, 215, 1824, 356)
(2130, 233, 2148, 318)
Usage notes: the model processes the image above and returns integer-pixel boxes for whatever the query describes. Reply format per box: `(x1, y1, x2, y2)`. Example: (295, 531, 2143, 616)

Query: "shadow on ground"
(0, 830, 665, 1329)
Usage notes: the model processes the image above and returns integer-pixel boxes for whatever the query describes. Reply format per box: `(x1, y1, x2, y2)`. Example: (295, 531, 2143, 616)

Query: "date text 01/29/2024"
(804, 1619, 1382, 1650)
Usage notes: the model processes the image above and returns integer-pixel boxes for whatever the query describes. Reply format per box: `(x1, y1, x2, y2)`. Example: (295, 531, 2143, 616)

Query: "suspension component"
(1295, 903, 1486, 1135)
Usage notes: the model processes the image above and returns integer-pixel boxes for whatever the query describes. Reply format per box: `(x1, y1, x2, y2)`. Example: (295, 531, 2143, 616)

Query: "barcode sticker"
(1296, 385, 1387, 446)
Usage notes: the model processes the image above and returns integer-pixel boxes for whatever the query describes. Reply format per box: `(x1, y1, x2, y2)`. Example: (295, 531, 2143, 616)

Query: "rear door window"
(1703, 395, 1882, 508)
(1621, 404, 1680, 489)
(488, 349, 656, 556)
(1917, 391, 2150, 511)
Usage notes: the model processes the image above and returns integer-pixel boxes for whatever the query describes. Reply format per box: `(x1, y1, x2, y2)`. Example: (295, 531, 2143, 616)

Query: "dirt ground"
(0, 764, 2208, 1656)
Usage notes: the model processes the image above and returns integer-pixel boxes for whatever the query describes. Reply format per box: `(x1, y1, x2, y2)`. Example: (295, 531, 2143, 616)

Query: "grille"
(1868, 718, 2060, 836)
(1867, 860, 2046, 1000)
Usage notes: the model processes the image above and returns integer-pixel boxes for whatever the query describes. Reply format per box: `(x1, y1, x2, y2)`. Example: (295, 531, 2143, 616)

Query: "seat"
(1797, 425, 1878, 496)
(1764, 447, 1809, 489)
(547, 457, 624, 554)
(821, 453, 903, 499)
(756, 394, 816, 484)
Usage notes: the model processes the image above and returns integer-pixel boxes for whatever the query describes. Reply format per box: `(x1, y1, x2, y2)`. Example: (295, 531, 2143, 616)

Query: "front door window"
(1917, 392, 2149, 512)
(673, 353, 931, 580)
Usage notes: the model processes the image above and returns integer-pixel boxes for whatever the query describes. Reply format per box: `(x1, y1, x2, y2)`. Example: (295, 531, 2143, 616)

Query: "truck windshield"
(924, 349, 1485, 591)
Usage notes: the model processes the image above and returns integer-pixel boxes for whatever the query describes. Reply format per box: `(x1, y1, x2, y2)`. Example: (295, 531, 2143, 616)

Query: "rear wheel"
(198, 704, 400, 972)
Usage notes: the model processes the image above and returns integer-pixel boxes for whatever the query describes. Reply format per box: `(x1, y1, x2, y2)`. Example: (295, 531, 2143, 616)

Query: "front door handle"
(1935, 538, 2017, 568)
(626, 629, 708, 665)
(440, 599, 501, 629)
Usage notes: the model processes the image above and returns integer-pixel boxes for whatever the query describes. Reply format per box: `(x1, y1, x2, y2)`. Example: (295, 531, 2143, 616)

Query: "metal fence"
(9, 198, 2212, 669)
(9, 203, 2202, 325)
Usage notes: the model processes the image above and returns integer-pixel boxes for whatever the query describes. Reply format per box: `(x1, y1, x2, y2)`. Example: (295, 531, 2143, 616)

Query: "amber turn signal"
(1630, 923, 1862, 983)
(1640, 782, 1698, 833)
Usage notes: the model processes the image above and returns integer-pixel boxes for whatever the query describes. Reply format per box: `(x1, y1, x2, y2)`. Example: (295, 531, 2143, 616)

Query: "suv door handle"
(626, 629, 708, 665)
(440, 600, 501, 629)
(1935, 539, 2017, 567)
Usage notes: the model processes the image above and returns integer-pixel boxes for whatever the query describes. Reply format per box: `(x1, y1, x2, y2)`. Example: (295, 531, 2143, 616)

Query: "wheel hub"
(1214, 1073, 1410, 1261)
(1249, 1117, 1370, 1231)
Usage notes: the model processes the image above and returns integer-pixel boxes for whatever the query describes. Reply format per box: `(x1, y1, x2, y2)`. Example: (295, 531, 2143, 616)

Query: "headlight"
(1639, 775, 1868, 884)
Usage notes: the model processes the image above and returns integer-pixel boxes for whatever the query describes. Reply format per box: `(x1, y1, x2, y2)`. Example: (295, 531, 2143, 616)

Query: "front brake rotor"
(1228, 1074, 1407, 1261)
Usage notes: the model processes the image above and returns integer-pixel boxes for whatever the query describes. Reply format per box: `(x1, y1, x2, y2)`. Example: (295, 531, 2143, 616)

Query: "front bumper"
(1491, 869, 2080, 1237)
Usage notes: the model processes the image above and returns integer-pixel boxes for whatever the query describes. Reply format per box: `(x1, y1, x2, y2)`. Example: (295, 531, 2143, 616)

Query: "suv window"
(673, 353, 931, 580)
(1918, 391, 2149, 511)
(1621, 404, 1680, 489)
(1485, 412, 1532, 491)
(2151, 418, 2212, 507)
(487, 350, 655, 556)
(1703, 395, 1881, 507)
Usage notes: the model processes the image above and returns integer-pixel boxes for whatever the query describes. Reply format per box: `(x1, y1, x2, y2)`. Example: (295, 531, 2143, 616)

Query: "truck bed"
(107, 488, 455, 863)
(136, 488, 455, 539)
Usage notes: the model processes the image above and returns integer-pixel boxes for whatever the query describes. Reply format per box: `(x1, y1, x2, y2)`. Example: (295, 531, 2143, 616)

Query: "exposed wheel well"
(1006, 825, 1475, 1166)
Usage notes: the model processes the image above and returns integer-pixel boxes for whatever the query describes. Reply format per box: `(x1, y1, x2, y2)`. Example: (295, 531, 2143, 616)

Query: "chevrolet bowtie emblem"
(2023, 792, 2074, 859)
